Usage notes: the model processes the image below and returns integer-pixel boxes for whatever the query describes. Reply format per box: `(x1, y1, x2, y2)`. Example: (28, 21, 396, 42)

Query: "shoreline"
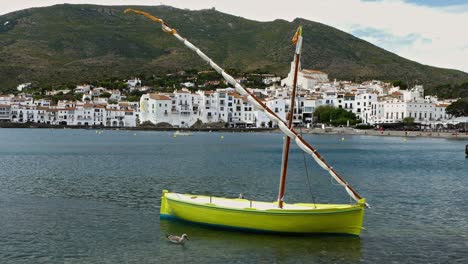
(1, 122, 467, 139)
(298, 127, 468, 140)
(0, 122, 274, 133)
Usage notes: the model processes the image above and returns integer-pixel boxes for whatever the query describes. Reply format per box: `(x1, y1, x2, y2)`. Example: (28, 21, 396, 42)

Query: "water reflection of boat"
(159, 219, 362, 262)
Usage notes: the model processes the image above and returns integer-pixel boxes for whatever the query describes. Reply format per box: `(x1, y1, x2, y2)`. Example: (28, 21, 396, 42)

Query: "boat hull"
(160, 191, 366, 236)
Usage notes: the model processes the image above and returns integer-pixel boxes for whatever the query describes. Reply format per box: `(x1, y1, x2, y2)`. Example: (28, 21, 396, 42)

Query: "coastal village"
(0, 60, 464, 130)
(2, 3, 468, 263)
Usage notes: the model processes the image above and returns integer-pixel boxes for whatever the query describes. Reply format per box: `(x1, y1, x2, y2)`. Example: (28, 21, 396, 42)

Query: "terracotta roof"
(174, 89, 190, 94)
(301, 69, 326, 74)
(0, 104, 11, 108)
(149, 93, 171, 100)
(436, 104, 449, 107)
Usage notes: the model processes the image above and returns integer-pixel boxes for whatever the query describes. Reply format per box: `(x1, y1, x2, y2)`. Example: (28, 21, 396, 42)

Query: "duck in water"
(166, 234, 189, 244)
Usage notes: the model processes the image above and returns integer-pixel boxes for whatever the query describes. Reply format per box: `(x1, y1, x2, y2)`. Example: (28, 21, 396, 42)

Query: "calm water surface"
(0, 129, 467, 263)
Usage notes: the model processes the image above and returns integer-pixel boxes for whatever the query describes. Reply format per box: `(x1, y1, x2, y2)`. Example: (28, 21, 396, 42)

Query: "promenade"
(301, 127, 468, 139)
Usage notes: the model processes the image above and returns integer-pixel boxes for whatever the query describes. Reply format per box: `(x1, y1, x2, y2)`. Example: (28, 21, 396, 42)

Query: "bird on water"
(166, 234, 189, 244)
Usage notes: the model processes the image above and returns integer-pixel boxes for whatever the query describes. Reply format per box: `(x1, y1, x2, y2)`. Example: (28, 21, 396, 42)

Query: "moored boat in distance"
(173, 130, 193, 136)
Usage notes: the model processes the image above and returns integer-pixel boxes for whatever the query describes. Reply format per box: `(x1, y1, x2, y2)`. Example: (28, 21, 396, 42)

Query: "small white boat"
(174, 130, 193, 136)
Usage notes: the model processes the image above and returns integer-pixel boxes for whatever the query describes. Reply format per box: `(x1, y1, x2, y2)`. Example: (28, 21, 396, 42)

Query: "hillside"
(1, 4, 467, 94)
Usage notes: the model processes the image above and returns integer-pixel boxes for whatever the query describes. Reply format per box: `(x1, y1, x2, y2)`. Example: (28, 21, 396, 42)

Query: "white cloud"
(1, 0, 467, 72)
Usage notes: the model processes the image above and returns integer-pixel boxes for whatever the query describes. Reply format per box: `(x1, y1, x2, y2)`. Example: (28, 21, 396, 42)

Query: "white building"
(281, 59, 329, 90)
(0, 104, 11, 121)
(255, 97, 286, 128)
(16, 83, 31, 91)
(371, 86, 453, 127)
(139, 88, 258, 128)
(127, 78, 141, 88)
(140, 93, 172, 125)
(75, 84, 91, 94)
(2, 97, 137, 127)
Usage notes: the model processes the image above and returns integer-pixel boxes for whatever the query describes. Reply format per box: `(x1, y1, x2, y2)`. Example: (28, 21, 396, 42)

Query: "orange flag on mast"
(292, 26, 302, 44)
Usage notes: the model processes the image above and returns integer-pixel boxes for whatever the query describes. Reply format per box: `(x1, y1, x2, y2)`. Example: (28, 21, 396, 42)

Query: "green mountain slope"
(0, 4, 467, 94)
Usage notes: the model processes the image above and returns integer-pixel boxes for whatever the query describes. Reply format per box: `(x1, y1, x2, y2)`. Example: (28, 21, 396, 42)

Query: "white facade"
(2, 96, 137, 127)
(281, 60, 329, 90)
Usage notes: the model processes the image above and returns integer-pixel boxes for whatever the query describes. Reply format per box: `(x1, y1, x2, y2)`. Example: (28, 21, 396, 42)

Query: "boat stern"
(160, 189, 171, 218)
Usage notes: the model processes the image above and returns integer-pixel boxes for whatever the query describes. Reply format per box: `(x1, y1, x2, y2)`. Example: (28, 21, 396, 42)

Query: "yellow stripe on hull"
(160, 190, 366, 235)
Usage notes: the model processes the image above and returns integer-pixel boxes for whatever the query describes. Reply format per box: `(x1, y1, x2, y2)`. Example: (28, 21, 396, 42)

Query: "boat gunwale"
(165, 193, 364, 215)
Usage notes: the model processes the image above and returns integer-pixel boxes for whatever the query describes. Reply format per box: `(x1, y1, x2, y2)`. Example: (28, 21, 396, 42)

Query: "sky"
(1, 0, 468, 73)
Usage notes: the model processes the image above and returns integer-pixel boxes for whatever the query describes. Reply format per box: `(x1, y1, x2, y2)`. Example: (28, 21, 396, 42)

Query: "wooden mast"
(277, 27, 302, 208)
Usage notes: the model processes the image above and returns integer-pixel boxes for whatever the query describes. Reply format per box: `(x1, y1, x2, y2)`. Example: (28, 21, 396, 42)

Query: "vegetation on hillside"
(426, 82, 468, 99)
(0, 4, 467, 95)
(446, 99, 468, 117)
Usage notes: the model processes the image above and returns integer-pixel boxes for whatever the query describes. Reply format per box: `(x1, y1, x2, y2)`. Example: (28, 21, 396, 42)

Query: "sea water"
(0, 129, 467, 263)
